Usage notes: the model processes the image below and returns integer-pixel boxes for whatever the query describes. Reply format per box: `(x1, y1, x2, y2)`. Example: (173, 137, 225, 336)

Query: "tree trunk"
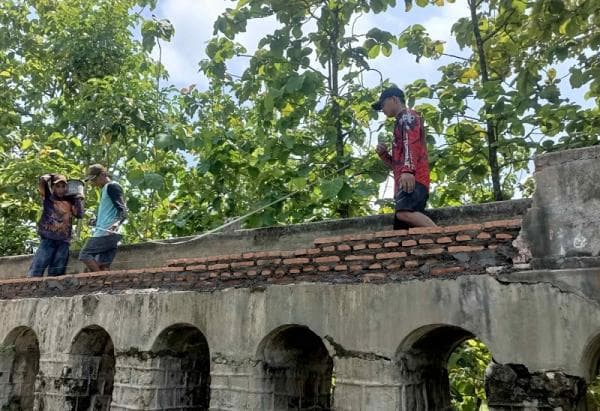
(330, 5, 349, 217)
(469, 0, 503, 201)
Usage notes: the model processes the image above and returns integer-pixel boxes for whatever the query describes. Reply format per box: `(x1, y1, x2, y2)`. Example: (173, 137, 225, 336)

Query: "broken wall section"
(522, 145, 600, 269)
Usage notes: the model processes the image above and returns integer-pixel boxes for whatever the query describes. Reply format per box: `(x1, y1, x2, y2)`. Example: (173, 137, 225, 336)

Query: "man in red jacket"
(373, 86, 436, 228)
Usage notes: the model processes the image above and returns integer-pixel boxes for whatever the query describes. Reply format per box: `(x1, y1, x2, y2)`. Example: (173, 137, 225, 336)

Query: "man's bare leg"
(396, 211, 436, 227)
(82, 259, 108, 272)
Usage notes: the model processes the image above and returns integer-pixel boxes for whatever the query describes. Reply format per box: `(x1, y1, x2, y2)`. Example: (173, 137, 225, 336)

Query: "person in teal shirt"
(79, 164, 128, 272)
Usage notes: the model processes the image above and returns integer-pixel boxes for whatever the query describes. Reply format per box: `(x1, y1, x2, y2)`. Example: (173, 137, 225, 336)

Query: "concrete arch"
(580, 328, 600, 381)
(255, 324, 334, 410)
(0, 326, 40, 411)
(66, 325, 115, 411)
(148, 323, 211, 410)
(395, 323, 487, 411)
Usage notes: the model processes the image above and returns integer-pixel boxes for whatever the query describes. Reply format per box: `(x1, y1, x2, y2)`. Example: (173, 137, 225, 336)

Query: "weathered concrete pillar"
(332, 356, 399, 411)
(396, 350, 451, 411)
(521, 145, 600, 269)
(485, 363, 586, 410)
(208, 356, 264, 410)
(111, 352, 211, 410)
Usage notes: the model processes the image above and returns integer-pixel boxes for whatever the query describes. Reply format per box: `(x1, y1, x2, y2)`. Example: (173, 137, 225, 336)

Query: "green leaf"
(320, 177, 345, 199)
(21, 139, 32, 150)
(144, 173, 164, 190)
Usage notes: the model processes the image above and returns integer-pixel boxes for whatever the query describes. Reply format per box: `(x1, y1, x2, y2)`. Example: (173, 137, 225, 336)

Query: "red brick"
(221, 272, 231, 279)
(186, 264, 207, 271)
(289, 268, 301, 274)
(231, 261, 255, 268)
(456, 235, 472, 242)
(496, 233, 513, 240)
(318, 265, 330, 272)
(408, 226, 444, 235)
(345, 255, 374, 261)
(247, 270, 258, 277)
(418, 238, 434, 244)
(411, 247, 444, 256)
(160, 266, 182, 273)
(476, 232, 492, 240)
(261, 269, 272, 276)
(444, 224, 483, 234)
(384, 241, 400, 247)
(306, 248, 321, 255)
(483, 219, 522, 229)
(362, 273, 387, 282)
(385, 262, 403, 270)
(314, 236, 342, 245)
(402, 239, 418, 247)
(334, 265, 348, 271)
(349, 264, 364, 271)
(368, 263, 382, 270)
(303, 265, 316, 272)
(436, 237, 453, 244)
(280, 251, 295, 258)
(353, 243, 367, 250)
(233, 271, 245, 278)
(293, 249, 308, 256)
(337, 244, 351, 251)
(314, 256, 340, 263)
(376, 252, 407, 260)
(242, 252, 256, 259)
(274, 269, 286, 277)
(448, 245, 485, 253)
(265, 251, 283, 258)
(322, 245, 336, 252)
(367, 243, 383, 249)
(405, 260, 419, 268)
(342, 233, 375, 242)
(208, 263, 229, 271)
(283, 258, 310, 265)
(431, 266, 463, 276)
(375, 229, 408, 238)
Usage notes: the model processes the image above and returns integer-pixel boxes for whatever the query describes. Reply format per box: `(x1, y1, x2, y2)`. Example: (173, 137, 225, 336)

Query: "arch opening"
(66, 325, 115, 411)
(0, 327, 40, 411)
(396, 324, 491, 411)
(257, 325, 333, 410)
(150, 324, 211, 410)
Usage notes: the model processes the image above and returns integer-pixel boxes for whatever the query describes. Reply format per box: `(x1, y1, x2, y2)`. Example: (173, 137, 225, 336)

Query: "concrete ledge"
(0, 199, 531, 280)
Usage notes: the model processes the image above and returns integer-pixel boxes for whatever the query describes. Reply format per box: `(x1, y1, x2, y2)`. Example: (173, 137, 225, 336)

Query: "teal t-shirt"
(92, 182, 126, 237)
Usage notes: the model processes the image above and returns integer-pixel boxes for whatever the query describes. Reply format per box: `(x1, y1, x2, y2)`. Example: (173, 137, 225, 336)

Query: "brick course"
(0, 219, 526, 299)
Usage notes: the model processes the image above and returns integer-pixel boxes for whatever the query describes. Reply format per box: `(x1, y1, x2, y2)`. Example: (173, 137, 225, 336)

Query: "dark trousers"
(28, 238, 70, 277)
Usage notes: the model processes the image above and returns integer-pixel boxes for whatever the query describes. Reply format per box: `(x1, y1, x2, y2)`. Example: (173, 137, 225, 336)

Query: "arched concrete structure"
(255, 324, 333, 410)
(65, 325, 115, 411)
(0, 326, 40, 410)
(0, 145, 597, 410)
(395, 324, 478, 410)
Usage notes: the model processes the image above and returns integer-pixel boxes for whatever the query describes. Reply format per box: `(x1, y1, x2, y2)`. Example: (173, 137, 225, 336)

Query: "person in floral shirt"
(28, 173, 84, 277)
(374, 86, 436, 228)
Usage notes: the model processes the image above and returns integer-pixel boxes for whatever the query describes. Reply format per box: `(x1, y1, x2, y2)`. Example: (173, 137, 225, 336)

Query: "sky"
(146, 0, 472, 91)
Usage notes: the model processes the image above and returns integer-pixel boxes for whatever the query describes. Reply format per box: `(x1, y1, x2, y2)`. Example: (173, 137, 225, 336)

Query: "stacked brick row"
(0, 219, 523, 299)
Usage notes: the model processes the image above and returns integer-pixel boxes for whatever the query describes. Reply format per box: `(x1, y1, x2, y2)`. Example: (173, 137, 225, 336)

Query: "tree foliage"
(449, 338, 491, 410)
(0, 0, 598, 256)
(401, 0, 599, 206)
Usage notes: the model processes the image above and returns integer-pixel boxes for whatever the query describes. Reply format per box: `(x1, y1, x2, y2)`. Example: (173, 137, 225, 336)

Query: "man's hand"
(399, 172, 415, 193)
(376, 143, 388, 155)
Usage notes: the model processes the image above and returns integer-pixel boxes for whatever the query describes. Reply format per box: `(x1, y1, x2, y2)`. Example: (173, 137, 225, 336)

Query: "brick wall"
(0, 219, 525, 299)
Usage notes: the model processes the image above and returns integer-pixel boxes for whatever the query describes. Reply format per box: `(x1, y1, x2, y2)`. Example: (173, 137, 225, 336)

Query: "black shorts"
(79, 234, 122, 265)
(393, 182, 429, 230)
